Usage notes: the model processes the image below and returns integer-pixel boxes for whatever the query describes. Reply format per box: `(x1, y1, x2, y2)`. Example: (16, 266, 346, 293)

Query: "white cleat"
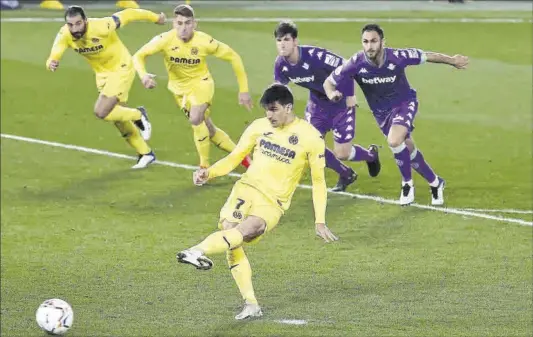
(135, 106, 152, 141)
(430, 177, 446, 206)
(176, 249, 213, 270)
(131, 151, 156, 169)
(235, 302, 263, 320)
(192, 170, 206, 186)
(400, 182, 415, 206)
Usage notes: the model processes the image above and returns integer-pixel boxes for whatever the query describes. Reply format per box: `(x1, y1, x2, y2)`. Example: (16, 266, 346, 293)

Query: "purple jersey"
(274, 45, 354, 111)
(329, 47, 426, 117)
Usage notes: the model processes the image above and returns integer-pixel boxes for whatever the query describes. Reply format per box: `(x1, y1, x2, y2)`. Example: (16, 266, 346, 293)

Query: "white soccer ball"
(35, 299, 74, 335)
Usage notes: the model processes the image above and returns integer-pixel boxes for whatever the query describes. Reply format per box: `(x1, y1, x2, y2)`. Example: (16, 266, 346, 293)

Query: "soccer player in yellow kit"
(177, 84, 339, 320)
(46, 6, 165, 169)
(133, 4, 252, 171)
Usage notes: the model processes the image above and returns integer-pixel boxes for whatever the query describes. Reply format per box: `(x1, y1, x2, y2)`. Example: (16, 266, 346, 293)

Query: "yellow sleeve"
(112, 8, 159, 28)
(207, 122, 258, 179)
(207, 39, 249, 93)
(46, 27, 69, 69)
(133, 34, 167, 79)
(307, 133, 327, 224)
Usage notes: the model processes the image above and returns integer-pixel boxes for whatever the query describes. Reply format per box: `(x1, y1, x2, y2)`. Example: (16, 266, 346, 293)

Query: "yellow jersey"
(133, 30, 249, 94)
(46, 9, 160, 74)
(208, 117, 328, 224)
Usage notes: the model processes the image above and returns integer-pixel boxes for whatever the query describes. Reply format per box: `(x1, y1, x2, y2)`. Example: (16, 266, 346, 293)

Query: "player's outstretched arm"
(112, 8, 165, 29)
(308, 135, 338, 243)
(425, 51, 469, 69)
(46, 28, 69, 72)
(202, 122, 258, 181)
(208, 39, 252, 110)
(133, 34, 167, 89)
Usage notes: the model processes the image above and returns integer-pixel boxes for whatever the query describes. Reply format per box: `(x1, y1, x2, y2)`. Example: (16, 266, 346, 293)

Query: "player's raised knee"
(221, 220, 239, 230)
(238, 216, 267, 242)
(387, 137, 404, 149)
(94, 106, 112, 119)
(188, 113, 205, 126)
(334, 146, 351, 160)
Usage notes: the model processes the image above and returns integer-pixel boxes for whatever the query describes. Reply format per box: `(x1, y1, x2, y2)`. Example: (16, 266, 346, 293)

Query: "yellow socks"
(210, 128, 236, 153)
(104, 105, 142, 122)
(193, 227, 243, 255)
(114, 121, 151, 155)
(227, 247, 258, 305)
(192, 122, 211, 168)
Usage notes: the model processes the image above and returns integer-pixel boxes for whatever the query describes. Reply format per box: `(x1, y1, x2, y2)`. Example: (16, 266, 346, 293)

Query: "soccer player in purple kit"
(325, 24, 468, 205)
(273, 21, 381, 192)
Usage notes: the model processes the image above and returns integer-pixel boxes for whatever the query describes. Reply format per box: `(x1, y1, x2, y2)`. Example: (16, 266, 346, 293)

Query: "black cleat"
(331, 170, 358, 192)
(366, 144, 381, 177)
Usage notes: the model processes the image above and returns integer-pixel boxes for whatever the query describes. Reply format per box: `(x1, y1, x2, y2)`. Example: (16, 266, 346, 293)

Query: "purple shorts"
(304, 101, 355, 144)
(375, 99, 418, 137)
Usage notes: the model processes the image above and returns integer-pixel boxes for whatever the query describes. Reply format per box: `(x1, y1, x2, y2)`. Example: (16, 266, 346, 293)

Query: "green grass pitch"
(1, 5, 532, 337)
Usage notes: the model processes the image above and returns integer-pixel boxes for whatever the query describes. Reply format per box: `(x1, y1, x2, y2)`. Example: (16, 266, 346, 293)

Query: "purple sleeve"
(273, 59, 289, 85)
(329, 55, 357, 86)
(394, 48, 426, 67)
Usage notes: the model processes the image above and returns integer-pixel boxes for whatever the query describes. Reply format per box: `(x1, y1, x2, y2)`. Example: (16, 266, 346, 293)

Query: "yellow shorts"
(96, 68, 135, 103)
(218, 181, 283, 244)
(172, 77, 215, 118)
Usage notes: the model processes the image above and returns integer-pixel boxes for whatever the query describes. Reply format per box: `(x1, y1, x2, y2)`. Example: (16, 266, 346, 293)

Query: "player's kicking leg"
(405, 138, 445, 205)
(177, 215, 266, 320)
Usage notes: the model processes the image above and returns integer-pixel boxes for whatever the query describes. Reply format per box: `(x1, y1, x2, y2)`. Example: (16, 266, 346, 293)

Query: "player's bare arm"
(323, 76, 343, 102)
(426, 52, 469, 69)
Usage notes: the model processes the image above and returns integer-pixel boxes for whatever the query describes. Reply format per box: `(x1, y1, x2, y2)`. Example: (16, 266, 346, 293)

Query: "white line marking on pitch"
(274, 319, 308, 325)
(460, 208, 532, 215)
(1, 133, 531, 227)
(1, 17, 532, 23)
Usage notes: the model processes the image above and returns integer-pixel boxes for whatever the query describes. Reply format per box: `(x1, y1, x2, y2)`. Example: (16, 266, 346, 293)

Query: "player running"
(176, 84, 338, 320)
(273, 21, 381, 192)
(133, 4, 252, 172)
(325, 24, 468, 205)
(46, 6, 165, 169)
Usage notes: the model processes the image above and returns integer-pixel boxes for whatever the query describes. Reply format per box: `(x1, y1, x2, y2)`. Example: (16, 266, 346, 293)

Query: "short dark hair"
(260, 84, 294, 108)
(361, 23, 384, 39)
(174, 4, 195, 18)
(64, 5, 86, 21)
(274, 20, 298, 39)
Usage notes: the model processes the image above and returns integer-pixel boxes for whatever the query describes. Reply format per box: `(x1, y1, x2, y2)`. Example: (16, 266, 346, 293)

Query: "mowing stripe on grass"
(1, 17, 532, 23)
(1, 133, 531, 227)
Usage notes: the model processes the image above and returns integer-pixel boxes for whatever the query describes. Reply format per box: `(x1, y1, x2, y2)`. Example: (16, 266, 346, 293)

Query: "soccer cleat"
(331, 170, 358, 192)
(134, 106, 152, 141)
(241, 155, 252, 169)
(192, 170, 207, 187)
(367, 144, 382, 177)
(400, 182, 415, 206)
(235, 302, 263, 320)
(176, 249, 213, 270)
(430, 177, 446, 206)
(131, 151, 156, 169)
